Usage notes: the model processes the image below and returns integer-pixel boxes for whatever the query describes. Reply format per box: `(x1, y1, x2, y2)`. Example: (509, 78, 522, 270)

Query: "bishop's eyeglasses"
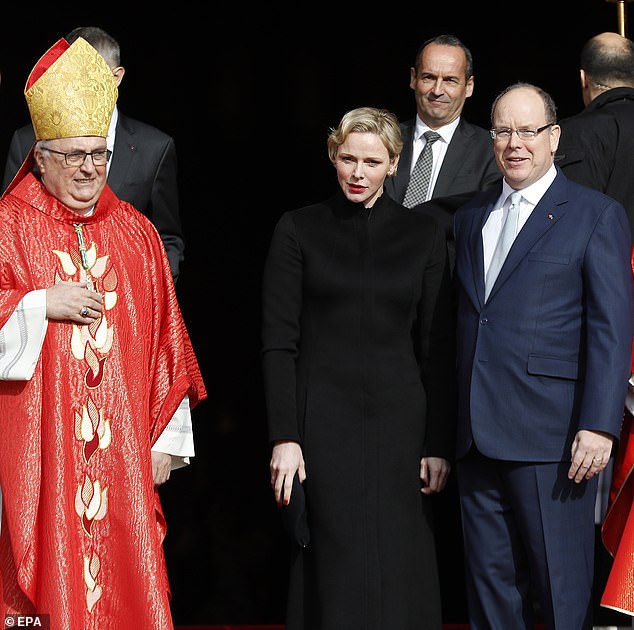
(43, 148, 112, 167)
(490, 123, 555, 142)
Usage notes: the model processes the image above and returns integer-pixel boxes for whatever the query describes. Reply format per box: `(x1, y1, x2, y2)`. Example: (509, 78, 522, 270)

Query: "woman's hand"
(270, 440, 306, 506)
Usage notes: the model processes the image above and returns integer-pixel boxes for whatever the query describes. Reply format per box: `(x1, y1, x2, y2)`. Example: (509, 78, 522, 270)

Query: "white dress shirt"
(410, 116, 460, 202)
(482, 165, 557, 276)
(106, 106, 118, 177)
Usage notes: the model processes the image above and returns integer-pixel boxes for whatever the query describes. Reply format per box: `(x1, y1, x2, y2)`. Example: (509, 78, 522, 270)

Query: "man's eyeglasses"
(43, 148, 112, 167)
(489, 123, 555, 142)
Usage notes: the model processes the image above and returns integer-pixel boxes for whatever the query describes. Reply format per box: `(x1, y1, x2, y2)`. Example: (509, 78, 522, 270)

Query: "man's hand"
(152, 451, 172, 486)
(420, 456, 451, 494)
(568, 429, 614, 483)
(46, 281, 103, 323)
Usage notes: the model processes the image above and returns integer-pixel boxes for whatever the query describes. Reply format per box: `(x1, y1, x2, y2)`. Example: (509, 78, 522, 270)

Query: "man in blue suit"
(453, 82, 633, 630)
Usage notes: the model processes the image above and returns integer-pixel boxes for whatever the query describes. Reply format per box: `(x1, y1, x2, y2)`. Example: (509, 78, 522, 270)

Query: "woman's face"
(335, 132, 398, 208)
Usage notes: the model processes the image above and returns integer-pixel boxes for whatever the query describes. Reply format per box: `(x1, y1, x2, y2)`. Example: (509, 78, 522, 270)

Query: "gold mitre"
(24, 37, 118, 141)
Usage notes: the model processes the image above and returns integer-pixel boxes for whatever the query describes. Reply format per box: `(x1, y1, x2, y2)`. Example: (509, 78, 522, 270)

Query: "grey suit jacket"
(386, 117, 501, 272)
(385, 116, 500, 204)
(1, 113, 185, 281)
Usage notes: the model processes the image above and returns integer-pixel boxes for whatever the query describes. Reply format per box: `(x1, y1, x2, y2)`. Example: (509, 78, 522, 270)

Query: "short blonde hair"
(327, 107, 403, 165)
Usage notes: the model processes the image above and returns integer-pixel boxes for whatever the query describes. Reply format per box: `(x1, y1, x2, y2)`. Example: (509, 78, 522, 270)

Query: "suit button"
(480, 317, 488, 325)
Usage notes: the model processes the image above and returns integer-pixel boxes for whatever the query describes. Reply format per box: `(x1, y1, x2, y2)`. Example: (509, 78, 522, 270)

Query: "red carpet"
(175, 627, 285, 630)
(174, 627, 476, 630)
(175, 627, 284, 630)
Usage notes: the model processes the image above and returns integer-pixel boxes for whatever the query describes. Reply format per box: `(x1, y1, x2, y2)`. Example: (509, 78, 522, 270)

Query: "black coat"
(262, 191, 456, 630)
(557, 87, 634, 240)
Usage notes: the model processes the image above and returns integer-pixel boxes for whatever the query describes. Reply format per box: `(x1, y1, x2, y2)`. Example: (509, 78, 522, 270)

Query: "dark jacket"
(386, 117, 501, 271)
(557, 87, 634, 240)
(386, 117, 500, 206)
(454, 168, 632, 460)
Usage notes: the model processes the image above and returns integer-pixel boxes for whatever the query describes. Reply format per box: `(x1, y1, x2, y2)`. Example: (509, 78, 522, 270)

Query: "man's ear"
(580, 68, 588, 89)
(111, 66, 126, 87)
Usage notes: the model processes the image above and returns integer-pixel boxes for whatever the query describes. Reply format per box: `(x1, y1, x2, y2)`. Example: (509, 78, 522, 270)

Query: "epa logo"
(4, 615, 50, 628)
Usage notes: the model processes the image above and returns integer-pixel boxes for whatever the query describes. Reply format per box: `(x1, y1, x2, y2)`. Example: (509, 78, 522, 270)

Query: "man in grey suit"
(385, 34, 501, 621)
(1, 26, 185, 282)
(385, 34, 500, 251)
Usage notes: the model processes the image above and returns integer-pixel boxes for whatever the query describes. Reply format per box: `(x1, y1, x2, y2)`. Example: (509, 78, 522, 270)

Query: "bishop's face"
(35, 136, 109, 214)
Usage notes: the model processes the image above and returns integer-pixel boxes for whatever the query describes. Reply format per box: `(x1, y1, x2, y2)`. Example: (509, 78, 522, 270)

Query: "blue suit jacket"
(454, 169, 633, 461)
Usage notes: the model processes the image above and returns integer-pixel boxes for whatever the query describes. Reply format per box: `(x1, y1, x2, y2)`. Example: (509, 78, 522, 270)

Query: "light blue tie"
(485, 191, 522, 301)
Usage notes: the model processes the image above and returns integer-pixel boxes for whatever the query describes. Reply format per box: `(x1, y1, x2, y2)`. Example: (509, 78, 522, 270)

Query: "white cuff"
(151, 397, 195, 469)
(0, 290, 47, 380)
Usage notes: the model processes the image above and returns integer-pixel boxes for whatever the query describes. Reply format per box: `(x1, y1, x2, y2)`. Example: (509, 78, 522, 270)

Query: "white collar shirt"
(410, 116, 460, 201)
(482, 164, 557, 274)
(106, 106, 118, 177)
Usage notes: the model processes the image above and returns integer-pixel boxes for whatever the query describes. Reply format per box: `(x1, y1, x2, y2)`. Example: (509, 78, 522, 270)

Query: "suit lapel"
(470, 197, 495, 307)
(486, 177, 568, 302)
(395, 121, 415, 200)
(434, 121, 471, 197)
(455, 187, 498, 309)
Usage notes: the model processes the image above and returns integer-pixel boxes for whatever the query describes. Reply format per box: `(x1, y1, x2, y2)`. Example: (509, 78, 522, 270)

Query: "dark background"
(0, 3, 625, 624)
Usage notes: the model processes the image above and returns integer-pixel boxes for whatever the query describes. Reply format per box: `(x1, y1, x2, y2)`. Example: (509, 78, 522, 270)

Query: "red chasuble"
(0, 174, 206, 629)
(600, 246, 634, 617)
(602, 412, 634, 618)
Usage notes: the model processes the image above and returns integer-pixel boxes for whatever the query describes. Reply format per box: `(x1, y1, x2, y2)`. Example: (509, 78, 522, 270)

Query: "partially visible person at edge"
(0, 37, 206, 629)
(453, 82, 633, 630)
(1, 25, 185, 281)
(557, 31, 634, 240)
(554, 31, 634, 627)
(385, 33, 500, 268)
(600, 244, 634, 627)
(262, 106, 456, 629)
